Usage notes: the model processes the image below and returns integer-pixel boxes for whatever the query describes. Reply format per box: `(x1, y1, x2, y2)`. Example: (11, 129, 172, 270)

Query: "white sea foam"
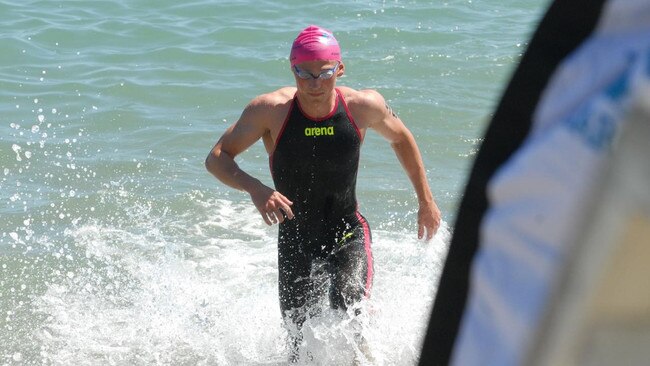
(28, 193, 449, 365)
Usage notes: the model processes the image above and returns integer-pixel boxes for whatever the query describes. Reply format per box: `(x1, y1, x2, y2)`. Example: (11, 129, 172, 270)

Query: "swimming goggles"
(293, 62, 340, 80)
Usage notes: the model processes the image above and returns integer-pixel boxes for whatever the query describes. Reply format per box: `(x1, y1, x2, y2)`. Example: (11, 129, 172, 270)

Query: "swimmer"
(205, 25, 441, 363)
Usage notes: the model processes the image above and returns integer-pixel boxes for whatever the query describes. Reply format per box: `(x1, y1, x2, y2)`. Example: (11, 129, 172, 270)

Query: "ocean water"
(1, 1, 547, 365)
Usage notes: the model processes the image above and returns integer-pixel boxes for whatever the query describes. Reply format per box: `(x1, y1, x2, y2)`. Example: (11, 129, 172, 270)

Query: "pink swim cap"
(290, 25, 341, 66)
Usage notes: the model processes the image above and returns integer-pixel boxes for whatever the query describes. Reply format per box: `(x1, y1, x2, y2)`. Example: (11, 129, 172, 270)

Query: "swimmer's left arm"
(361, 90, 441, 240)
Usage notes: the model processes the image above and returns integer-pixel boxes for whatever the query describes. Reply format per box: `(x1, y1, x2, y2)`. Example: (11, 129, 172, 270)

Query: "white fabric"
(450, 1, 650, 365)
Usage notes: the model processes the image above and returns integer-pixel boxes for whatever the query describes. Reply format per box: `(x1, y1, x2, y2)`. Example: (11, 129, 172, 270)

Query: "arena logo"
(304, 126, 335, 136)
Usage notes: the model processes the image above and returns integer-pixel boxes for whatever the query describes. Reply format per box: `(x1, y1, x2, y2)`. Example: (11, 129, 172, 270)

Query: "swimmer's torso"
(271, 88, 362, 229)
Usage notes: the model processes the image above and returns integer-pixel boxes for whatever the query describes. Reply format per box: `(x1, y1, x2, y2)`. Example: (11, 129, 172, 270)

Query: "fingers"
(426, 223, 436, 241)
(268, 197, 293, 224)
(257, 191, 294, 225)
(258, 207, 282, 225)
(418, 217, 440, 241)
(418, 224, 435, 241)
(259, 210, 273, 226)
(417, 202, 441, 241)
(278, 195, 295, 220)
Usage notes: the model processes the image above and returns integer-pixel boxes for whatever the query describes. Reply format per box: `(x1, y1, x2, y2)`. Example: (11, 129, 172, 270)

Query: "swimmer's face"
(292, 60, 344, 101)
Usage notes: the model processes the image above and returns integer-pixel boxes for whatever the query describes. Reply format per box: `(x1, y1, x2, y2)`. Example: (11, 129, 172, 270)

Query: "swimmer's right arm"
(205, 99, 294, 225)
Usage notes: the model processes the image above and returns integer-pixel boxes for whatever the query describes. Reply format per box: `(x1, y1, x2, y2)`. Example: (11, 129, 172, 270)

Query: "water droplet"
(31, 125, 40, 133)
(12, 144, 22, 161)
(38, 115, 45, 123)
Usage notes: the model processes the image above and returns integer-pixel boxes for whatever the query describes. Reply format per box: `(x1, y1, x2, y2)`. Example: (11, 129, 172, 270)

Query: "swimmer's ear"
(337, 62, 345, 77)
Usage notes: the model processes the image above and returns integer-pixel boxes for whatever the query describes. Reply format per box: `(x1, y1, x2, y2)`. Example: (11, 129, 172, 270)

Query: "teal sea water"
(1, 1, 547, 364)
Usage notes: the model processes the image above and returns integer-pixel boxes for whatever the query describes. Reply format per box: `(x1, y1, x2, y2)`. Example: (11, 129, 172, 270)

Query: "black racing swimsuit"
(270, 88, 373, 327)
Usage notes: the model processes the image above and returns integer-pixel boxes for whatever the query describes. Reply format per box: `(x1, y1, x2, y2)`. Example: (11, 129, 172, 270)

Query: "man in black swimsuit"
(206, 25, 441, 362)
